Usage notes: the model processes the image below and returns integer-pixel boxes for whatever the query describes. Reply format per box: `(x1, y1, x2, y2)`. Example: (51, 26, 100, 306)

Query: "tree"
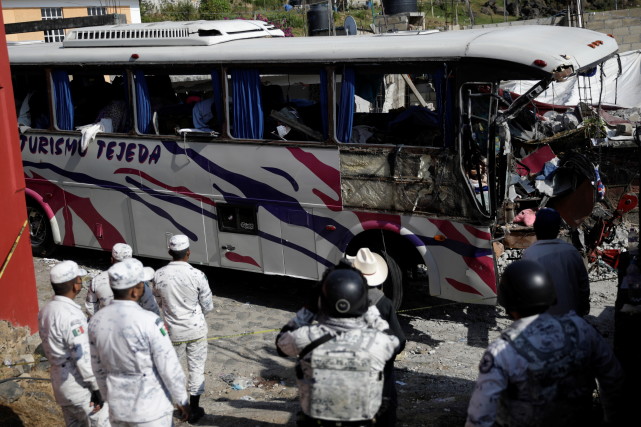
(199, 0, 233, 20)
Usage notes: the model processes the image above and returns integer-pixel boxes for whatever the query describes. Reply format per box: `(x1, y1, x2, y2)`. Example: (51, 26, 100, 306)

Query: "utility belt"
(296, 412, 376, 427)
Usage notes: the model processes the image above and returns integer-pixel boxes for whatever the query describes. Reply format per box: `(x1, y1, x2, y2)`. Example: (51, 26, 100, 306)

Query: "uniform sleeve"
(85, 281, 98, 317)
(139, 282, 162, 317)
(88, 319, 108, 397)
(148, 316, 189, 406)
(286, 307, 316, 330)
(275, 308, 317, 357)
(152, 273, 164, 311)
(466, 346, 509, 427)
(196, 271, 214, 315)
(363, 305, 390, 332)
(67, 316, 99, 392)
(276, 324, 324, 358)
(375, 333, 400, 366)
(588, 327, 624, 424)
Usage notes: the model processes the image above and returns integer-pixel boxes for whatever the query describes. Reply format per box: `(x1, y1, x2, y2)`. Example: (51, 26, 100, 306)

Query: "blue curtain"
(231, 69, 263, 139)
(210, 70, 223, 129)
(337, 68, 355, 143)
(52, 70, 74, 130)
(134, 70, 152, 134)
(320, 69, 328, 140)
(433, 65, 454, 147)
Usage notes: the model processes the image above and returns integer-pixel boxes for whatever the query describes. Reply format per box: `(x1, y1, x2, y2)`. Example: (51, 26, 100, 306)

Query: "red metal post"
(0, 0, 40, 331)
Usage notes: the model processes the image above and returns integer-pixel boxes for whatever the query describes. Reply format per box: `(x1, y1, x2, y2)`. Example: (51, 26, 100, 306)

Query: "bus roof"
(8, 22, 617, 78)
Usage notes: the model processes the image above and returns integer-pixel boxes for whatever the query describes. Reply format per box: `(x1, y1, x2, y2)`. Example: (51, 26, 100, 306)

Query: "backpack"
(297, 329, 384, 422)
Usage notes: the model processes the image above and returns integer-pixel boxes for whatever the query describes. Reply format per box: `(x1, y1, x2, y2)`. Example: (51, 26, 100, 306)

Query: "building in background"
(2, 0, 141, 42)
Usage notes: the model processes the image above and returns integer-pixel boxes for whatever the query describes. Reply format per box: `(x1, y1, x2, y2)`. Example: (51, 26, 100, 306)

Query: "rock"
(0, 380, 24, 403)
(36, 360, 51, 371)
(480, 6, 494, 15)
(26, 334, 42, 354)
(16, 354, 35, 373)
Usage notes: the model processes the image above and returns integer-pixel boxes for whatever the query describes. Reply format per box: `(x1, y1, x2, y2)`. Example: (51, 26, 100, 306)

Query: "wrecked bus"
(9, 20, 618, 308)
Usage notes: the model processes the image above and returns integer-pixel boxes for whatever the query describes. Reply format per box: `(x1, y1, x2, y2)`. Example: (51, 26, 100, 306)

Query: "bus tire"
(27, 200, 55, 257)
(378, 251, 403, 311)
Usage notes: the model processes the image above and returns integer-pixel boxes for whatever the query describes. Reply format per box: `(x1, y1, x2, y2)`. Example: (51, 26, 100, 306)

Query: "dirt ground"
(0, 246, 621, 426)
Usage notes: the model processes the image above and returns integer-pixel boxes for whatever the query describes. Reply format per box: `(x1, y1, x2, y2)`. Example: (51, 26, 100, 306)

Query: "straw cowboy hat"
(346, 248, 389, 287)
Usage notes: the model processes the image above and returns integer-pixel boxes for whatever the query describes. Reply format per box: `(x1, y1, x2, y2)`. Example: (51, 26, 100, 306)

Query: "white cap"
(169, 235, 189, 251)
(111, 243, 133, 261)
(50, 260, 88, 284)
(108, 258, 155, 290)
(346, 248, 389, 287)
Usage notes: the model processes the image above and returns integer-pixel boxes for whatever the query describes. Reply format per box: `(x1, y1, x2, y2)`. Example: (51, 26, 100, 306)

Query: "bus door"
(460, 83, 499, 217)
(215, 204, 263, 273)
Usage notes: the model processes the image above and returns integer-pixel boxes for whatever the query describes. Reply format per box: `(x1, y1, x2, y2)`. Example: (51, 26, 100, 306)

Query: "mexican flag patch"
(72, 326, 85, 337)
(155, 318, 167, 336)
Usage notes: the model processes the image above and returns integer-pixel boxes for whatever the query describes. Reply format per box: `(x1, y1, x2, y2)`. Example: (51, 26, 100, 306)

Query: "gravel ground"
(19, 247, 620, 427)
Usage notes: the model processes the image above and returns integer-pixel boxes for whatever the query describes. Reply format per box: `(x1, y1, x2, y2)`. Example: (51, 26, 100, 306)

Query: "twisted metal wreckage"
(496, 49, 641, 271)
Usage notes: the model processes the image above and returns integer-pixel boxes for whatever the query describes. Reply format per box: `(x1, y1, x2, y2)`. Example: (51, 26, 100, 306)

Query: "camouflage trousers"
(174, 337, 207, 396)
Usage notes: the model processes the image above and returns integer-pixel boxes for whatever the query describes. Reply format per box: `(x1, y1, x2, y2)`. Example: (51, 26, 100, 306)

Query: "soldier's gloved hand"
(177, 403, 190, 422)
(90, 390, 104, 411)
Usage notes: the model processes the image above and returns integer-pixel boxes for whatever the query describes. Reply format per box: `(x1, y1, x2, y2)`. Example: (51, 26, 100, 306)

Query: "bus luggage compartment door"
(216, 204, 263, 273)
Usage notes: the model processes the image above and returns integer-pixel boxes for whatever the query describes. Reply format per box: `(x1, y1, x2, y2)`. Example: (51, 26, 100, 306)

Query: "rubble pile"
(495, 88, 639, 280)
(608, 107, 641, 123)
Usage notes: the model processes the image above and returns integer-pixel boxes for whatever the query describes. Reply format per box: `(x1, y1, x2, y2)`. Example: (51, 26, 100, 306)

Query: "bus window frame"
(221, 64, 331, 144)
(44, 66, 135, 134)
(337, 62, 451, 147)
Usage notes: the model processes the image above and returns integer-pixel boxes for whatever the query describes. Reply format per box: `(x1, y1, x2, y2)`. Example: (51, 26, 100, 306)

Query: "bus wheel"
(27, 200, 55, 257)
(379, 251, 403, 311)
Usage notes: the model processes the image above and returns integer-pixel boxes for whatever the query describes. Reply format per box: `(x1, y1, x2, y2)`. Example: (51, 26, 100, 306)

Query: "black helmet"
(498, 260, 556, 314)
(320, 268, 368, 318)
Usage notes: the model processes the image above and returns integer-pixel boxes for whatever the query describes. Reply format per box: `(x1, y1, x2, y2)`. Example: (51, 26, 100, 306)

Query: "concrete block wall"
(465, 8, 641, 52)
(584, 8, 641, 52)
(374, 12, 425, 33)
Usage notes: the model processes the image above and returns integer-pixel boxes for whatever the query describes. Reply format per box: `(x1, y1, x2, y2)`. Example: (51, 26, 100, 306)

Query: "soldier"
(85, 243, 160, 317)
(277, 264, 399, 426)
(522, 207, 590, 316)
(154, 235, 214, 424)
(88, 258, 190, 426)
(39, 260, 109, 426)
(466, 260, 624, 427)
(348, 248, 406, 427)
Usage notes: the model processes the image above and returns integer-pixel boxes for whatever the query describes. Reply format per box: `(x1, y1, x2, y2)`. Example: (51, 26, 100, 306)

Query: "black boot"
(188, 394, 205, 424)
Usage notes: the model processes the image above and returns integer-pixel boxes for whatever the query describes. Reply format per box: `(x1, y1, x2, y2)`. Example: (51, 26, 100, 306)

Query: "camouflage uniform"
(153, 261, 213, 396)
(88, 300, 188, 425)
(39, 295, 110, 427)
(277, 306, 399, 425)
(85, 270, 160, 317)
(466, 312, 624, 427)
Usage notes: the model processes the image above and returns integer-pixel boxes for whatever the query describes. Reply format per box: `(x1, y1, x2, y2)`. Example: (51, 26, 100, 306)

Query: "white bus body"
(9, 20, 617, 307)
